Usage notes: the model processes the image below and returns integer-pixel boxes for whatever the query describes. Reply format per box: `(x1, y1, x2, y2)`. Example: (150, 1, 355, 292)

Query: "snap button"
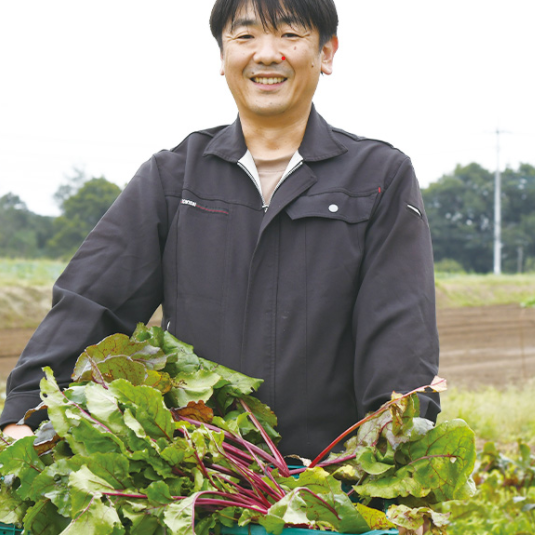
(328, 204, 339, 213)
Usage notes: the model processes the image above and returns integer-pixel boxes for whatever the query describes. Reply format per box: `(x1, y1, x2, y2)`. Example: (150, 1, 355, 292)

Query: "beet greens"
(0, 324, 475, 534)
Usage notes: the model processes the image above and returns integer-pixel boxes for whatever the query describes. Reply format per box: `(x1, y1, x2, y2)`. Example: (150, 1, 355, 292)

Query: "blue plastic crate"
(1, 521, 397, 535)
(0, 523, 23, 535)
(221, 524, 398, 535)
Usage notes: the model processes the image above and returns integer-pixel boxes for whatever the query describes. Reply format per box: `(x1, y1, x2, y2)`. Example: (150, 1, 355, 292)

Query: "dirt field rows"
(1, 304, 534, 387)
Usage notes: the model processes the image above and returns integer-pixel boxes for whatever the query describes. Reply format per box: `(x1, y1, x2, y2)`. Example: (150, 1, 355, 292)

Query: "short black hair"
(210, 0, 338, 50)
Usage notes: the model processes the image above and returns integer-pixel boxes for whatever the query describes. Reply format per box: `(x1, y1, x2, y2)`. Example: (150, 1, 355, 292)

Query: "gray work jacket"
(1, 106, 440, 459)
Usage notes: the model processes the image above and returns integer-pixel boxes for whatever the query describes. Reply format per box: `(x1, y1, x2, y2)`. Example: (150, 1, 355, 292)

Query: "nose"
(253, 34, 283, 65)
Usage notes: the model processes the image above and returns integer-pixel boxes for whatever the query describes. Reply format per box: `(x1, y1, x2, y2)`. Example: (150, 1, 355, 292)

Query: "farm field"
(1, 260, 535, 532)
(2, 261, 535, 387)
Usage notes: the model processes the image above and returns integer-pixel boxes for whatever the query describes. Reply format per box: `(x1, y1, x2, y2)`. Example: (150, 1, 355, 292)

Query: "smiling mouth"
(251, 77, 287, 85)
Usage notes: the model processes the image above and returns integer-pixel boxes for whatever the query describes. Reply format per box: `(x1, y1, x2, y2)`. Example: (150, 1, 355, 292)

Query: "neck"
(239, 106, 311, 160)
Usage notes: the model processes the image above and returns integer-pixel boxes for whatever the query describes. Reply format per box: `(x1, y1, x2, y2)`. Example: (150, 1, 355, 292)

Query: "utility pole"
(493, 129, 502, 275)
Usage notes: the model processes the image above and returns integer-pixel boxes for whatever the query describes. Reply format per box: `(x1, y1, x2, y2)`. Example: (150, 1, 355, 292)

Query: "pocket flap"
(286, 190, 377, 224)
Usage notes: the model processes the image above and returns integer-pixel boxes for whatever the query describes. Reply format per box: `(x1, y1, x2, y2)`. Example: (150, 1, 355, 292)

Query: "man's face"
(220, 2, 337, 123)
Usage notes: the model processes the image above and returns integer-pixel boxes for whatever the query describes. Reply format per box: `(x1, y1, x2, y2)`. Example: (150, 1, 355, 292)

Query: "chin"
(246, 102, 291, 117)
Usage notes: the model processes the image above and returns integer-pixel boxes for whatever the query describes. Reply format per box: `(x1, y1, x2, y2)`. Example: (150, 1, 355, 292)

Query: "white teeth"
(253, 77, 285, 85)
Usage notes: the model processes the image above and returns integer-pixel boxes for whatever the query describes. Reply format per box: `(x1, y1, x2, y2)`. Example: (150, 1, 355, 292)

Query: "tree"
(500, 164, 535, 272)
(53, 166, 87, 208)
(47, 177, 121, 258)
(0, 193, 54, 258)
(423, 162, 535, 273)
(423, 163, 494, 272)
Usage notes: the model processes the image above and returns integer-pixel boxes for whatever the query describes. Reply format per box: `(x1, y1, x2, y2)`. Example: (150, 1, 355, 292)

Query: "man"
(2, 0, 439, 461)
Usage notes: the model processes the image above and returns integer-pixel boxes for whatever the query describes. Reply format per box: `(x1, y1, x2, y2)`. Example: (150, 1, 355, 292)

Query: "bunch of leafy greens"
(0, 324, 476, 534)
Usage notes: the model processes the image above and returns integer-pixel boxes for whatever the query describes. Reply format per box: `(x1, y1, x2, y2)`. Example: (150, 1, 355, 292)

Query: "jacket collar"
(204, 104, 347, 163)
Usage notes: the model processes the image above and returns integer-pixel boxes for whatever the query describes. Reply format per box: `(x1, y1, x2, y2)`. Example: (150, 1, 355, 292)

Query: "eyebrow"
(230, 15, 303, 33)
(230, 18, 257, 32)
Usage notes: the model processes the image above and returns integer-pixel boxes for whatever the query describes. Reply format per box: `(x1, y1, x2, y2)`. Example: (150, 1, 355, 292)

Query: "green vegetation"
(0, 258, 66, 286)
(435, 272, 535, 308)
(423, 162, 535, 274)
(0, 327, 472, 534)
(442, 442, 535, 534)
(46, 176, 121, 258)
(1, 347, 533, 533)
(439, 382, 535, 448)
(2, 260, 535, 310)
(0, 168, 121, 259)
(438, 384, 535, 532)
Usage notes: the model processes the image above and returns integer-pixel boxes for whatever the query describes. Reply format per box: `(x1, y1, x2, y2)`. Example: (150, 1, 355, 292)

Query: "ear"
(320, 36, 339, 76)
(220, 50, 225, 76)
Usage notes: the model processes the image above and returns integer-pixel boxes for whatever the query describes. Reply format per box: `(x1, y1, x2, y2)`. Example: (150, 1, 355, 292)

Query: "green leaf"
(356, 447, 395, 475)
(68, 465, 116, 512)
(278, 468, 370, 534)
(66, 417, 126, 457)
(238, 395, 280, 445)
(97, 356, 147, 385)
(145, 369, 173, 394)
(387, 504, 449, 533)
(72, 332, 167, 383)
(403, 419, 477, 501)
(206, 360, 263, 396)
(40, 367, 78, 437)
(23, 499, 70, 535)
(146, 480, 174, 506)
(390, 392, 419, 438)
(78, 452, 132, 490)
(163, 494, 196, 535)
(0, 435, 46, 500)
(0, 483, 28, 524)
(28, 457, 85, 514)
(167, 369, 222, 407)
(83, 382, 128, 434)
(260, 492, 311, 535)
(356, 464, 431, 500)
(60, 496, 125, 535)
(356, 503, 396, 531)
(110, 379, 175, 441)
(121, 501, 162, 535)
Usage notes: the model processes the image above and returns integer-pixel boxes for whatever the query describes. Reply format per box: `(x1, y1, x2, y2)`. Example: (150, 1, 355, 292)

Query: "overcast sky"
(1, 0, 534, 216)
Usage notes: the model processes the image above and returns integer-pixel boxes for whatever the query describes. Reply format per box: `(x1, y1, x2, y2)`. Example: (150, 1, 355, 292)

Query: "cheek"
(285, 48, 318, 70)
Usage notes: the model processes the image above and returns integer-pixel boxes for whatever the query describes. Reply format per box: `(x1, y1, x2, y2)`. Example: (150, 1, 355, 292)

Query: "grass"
(0, 258, 66, 286)
(438, 381, 535, 449)
(2, 258, 535, 307)
(435, 272, 535, 308)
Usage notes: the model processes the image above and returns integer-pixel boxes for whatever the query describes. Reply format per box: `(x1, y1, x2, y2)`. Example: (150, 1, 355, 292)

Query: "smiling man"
(1, 0, 439, 488)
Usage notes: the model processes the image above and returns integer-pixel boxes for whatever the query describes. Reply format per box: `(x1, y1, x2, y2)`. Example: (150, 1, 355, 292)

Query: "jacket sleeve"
(0, 155, 170, 430)
(352, 156, 440, 421)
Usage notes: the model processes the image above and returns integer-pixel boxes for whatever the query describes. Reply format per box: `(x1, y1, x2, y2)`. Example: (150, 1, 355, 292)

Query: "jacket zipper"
(238, 160, 304, 212)
(271, 161, 303, 204)
(237, 161, 269, 211)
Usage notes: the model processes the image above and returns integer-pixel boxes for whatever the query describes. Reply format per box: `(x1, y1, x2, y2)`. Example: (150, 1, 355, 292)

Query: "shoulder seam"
(331, 127, 400, 152)
(169, 129, 218, 153)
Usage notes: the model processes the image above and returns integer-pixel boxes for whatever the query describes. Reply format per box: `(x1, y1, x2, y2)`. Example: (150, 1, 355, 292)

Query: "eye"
(282, 32, 300, 38)
(237, 33, 254, 40)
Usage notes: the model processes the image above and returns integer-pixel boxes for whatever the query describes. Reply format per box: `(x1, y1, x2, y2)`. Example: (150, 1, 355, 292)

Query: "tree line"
(0, 169, 121, 259)
(423, 162, 535, 273)
(1, 162, 535, 273)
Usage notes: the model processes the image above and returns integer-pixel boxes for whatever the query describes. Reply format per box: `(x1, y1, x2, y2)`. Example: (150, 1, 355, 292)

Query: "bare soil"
(1, 304, 534, 387)
(436, 304, 535, 387)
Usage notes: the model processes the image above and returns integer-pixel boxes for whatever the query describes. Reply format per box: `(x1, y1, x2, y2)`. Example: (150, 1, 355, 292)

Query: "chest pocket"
(285, 190, 377, 223)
